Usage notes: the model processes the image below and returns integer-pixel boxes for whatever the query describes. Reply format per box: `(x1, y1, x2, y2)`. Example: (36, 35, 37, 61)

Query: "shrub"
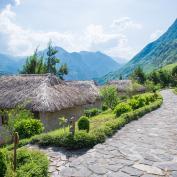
(78, 116, 90, 132)
(114, 102, 132, 117)
(102, 104, 108, 111)
(16, 148, 48, 177)
(0, 149, 7, 177)
(128, 99, 140, 110)
(84, 108, 101, 117)
(100, 86, 119, 110)
(14, 119, 44, 139)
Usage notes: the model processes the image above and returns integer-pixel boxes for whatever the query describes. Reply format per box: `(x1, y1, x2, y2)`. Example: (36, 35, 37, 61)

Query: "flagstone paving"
(28, 90, 177, 177)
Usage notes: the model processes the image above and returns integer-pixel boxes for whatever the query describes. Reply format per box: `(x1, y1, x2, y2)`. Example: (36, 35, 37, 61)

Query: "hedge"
(5, 93, 163, 150)
(29, 94, 163, 149)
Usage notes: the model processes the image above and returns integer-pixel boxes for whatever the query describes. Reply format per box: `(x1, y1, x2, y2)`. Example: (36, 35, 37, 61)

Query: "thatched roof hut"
(107, 80, 146, 93)
(107, 80, 133, 92)
(0, 74, 100, 112)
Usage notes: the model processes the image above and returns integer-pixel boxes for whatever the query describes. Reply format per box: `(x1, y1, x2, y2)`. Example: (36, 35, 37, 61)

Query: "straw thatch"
(0, 74, 100, 112)
(107, 80, 133, 92)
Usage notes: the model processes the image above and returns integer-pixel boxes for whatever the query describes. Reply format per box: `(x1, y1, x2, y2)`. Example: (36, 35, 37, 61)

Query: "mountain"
(40, 47, 121, 80)
(97, 18, 177, 84)
(0, 53, 25, 75)
(0, 48, 121, 80)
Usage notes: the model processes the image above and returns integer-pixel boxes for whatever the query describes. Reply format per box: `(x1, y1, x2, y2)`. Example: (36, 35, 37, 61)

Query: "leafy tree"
(100, 86, 119, 110)
(20, 41, 68, 79)
(158, 70, 170, 87)
(58, 63, 68, 80)
(131, 66, 146, 84)
(46, 42, 59, 74)
(148, 71, 160, 84)
(20, 49, 47, 74)
(46, 42, 68, 79)
(172, 65, 177, 77)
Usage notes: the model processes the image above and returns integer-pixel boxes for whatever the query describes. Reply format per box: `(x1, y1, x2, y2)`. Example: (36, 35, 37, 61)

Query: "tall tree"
(20, 42, 68, 79)
(46, 41, 68, 79)
(20, 49, 47, 74)
(148, 71, 160, 84)
(131, 66, 146, 84)
(46, 42, 59, 74)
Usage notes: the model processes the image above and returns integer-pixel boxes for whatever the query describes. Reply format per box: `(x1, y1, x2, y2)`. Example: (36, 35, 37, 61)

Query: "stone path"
(28, 90, 177, 177)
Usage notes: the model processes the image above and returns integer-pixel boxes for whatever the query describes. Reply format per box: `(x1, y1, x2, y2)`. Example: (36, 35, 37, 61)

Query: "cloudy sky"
(0, 0, 176, 61)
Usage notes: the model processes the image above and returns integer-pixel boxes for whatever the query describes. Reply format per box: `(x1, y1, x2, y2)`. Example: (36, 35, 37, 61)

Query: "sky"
(0, 0, 176, 62)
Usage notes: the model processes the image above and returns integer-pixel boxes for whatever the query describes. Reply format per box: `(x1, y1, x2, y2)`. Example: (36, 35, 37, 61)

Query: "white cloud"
(14, 0, 24, 5)
(150, 30, 163, 41)
(0, 6, 140, 59)
(111, 17, 142, 31)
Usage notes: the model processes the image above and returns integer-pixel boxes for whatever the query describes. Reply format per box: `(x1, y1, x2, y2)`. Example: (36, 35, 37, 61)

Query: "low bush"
(84, 108, 101, 117)
(0, 149, 8, 177)
(0, 148, 48, 177)
(78, 116, 90, 132)
(128, 99, 140, 110)
(100, 85, 119, 110)
(102, 104, 108, 111)
(14, 119, 44, 139)
(114, 102, 132, 117)
(16, 148, 48, 177)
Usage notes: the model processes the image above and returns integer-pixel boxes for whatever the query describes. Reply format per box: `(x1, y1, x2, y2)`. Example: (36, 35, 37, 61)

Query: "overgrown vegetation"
(1, 108, 44, 142)
(100, 85, 119, 110)
(0, 148, 48, 177)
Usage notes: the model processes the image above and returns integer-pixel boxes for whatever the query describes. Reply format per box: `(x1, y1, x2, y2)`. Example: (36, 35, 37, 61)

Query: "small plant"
(59, 117, 67, 131)
(14, 119, 44, 139)
(78, 116, 90, 132)
(84, 108, 101, 117)
(102, 104, 108, 111)
(114, 102, 132, 117)
(100, 86, 119, 110)
(0, 149, 7, 177)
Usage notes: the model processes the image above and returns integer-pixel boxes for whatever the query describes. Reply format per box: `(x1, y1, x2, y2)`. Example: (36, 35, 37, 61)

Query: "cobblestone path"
(28, 90, 177, 177)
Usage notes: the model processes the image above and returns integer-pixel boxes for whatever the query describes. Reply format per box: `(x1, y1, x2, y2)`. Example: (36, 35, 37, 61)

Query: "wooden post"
(69, 117, 75, 136)
(13, 132, 19, 171)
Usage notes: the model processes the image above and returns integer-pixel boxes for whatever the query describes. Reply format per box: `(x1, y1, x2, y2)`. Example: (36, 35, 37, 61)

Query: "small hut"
(107, 80, 133, 92)
(107, 80, 146, 93)
(0, 74, 101, 131)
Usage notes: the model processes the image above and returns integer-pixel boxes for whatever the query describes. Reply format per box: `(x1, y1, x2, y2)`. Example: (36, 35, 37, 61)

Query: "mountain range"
(97, 18, 177, 84)
(0, 48, 122, 80)
(1, 18, 177, 82)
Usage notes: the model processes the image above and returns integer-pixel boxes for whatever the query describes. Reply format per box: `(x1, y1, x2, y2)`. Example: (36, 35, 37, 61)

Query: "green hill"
(97, 18, 177, 84)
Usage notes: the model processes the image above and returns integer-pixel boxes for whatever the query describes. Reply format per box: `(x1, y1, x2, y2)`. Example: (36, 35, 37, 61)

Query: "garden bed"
(6, 92, 163, 150)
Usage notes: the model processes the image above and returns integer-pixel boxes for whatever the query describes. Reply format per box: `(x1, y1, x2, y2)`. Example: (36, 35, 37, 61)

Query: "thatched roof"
(0, 74, 100, 112)
(107, 80, 133, 92)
